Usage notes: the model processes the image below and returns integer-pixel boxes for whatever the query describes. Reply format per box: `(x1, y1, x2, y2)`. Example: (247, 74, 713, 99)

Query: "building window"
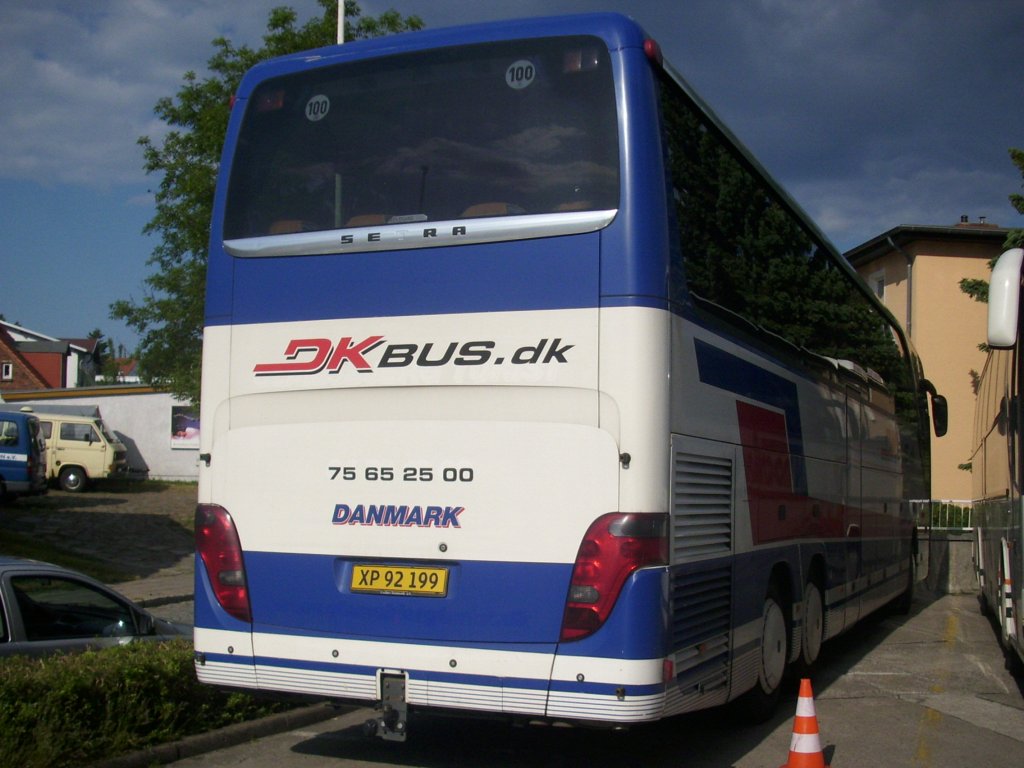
(1, 362, 12, 381)
(869, 270, 885, 301)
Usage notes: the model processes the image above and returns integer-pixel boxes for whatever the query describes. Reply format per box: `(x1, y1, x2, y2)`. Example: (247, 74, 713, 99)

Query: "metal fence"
(910, 499, 973, 531)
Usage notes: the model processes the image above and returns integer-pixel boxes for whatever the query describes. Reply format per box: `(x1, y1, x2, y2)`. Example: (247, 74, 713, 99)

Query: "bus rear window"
(224, 36, 619, 241)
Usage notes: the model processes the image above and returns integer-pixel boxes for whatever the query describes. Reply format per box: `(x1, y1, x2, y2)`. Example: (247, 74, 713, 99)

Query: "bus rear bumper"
(194, 628, 670, 725)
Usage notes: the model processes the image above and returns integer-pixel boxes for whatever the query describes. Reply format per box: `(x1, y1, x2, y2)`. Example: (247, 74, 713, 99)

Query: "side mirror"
(988, 248, 1024, 348)
(931, 393, 948, 438)
(135, 609, 156, 636)
(920, 379, 948, 438)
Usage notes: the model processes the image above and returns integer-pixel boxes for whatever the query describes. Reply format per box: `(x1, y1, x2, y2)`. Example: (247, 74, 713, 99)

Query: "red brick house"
(0, 321, 97, 392)
(0, 326, 48, 392)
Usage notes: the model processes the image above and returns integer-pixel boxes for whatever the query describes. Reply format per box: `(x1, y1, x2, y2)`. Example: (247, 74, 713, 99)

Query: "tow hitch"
(364, 672, 408, 741)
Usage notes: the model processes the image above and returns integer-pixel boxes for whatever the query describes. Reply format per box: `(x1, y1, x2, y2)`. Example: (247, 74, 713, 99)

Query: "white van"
(32, 413, 128, 492)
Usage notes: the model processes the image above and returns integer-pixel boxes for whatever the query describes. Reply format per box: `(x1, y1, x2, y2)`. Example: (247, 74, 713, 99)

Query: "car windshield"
(224, 36, 619, 240)
(96, 420, 117, 444)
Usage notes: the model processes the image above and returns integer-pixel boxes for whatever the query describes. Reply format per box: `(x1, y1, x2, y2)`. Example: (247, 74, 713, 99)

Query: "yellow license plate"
(351, 564, 449, 597)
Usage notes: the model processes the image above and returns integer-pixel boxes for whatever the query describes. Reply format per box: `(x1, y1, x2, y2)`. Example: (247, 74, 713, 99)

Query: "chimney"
(955, 214, 997, 228)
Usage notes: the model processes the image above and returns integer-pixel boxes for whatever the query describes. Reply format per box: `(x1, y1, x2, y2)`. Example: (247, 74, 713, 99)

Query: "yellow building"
(845, 217, 1009, 502)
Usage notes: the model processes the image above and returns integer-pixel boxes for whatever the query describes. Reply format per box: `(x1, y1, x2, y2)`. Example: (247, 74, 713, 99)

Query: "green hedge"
(0, 640, 294, 767)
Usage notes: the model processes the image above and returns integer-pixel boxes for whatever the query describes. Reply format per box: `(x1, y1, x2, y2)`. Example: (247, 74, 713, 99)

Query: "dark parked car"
(0, 557, 188, 657)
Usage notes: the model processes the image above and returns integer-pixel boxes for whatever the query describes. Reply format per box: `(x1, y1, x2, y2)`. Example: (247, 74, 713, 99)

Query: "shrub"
(0, 640, 294, 767)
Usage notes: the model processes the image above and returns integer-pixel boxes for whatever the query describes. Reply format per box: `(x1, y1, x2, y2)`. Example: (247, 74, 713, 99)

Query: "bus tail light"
(195, 504, 252, 623)
(560, 513, 668, 641)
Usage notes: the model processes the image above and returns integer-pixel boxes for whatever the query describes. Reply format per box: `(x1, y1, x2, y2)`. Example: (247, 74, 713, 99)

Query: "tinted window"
(659, 73, 924, 488)
(225, 37, 619, 239)
(661, 81, 898, 374)
(12, 576, 135, 641)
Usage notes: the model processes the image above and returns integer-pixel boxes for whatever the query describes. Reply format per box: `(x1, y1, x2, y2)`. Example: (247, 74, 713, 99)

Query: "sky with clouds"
(2, 0, 1021, 351)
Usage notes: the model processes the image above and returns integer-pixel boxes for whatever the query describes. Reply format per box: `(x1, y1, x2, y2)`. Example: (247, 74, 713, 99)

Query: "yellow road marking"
(912, 612, 958, 765)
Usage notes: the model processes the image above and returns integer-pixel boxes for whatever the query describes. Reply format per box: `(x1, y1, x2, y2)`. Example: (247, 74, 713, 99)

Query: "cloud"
(2, 0, 1020, 246)
(638, 0, 1024, 246)
(0, 0, 323, 186)
(799, 162, 1017, 252)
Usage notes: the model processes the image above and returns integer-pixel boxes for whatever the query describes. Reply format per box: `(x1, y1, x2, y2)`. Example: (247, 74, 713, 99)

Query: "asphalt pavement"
(0, 482, 196, 608)
(159, 591, 1024, 768)
(4, 485, 1023, 767)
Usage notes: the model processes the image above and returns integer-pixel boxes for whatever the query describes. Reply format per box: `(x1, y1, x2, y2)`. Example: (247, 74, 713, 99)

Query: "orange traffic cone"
(780, 678, 829, 768)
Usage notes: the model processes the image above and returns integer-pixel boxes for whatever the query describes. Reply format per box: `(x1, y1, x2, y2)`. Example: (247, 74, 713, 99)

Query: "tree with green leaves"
(111, 1, 423, 405)
(85, 328, 116, 384)
(959, 147, 1024, 304)
(1006, 147, 1024, 249)
(955, 147, 1024, 402)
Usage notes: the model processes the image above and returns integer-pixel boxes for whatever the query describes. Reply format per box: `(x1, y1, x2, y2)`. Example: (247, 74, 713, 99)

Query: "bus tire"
(1001, 584, 1024, 676)
(996, 553, 1015, 659)
(737, 584, 788, 722)
(59, 466, 87, 493)
(800, 579, 824, 670)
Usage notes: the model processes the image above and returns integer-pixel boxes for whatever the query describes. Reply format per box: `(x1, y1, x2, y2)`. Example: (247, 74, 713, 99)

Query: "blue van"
(0, 411, 47, 501)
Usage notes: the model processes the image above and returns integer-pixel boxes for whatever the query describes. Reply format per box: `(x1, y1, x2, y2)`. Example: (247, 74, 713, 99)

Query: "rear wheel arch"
(765, 560, 793, 598)
(805, 555, 827, 593)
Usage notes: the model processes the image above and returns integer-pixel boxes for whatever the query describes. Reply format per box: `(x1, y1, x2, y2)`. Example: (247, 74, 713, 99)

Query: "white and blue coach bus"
(194, 13, 947, 738)
(972, 247, 1024, 675)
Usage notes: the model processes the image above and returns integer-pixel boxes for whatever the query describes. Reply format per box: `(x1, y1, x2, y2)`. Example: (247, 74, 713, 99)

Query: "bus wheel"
(996, 547, 1014, 655)
(801, 581, 824, 669)
(737, 585, 788, 722)
(59, 466, 87, 492)
(998, 558, 1024, 676)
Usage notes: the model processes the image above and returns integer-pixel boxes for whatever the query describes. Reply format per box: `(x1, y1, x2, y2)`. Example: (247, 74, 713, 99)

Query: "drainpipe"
(887, 236, 913, 338)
